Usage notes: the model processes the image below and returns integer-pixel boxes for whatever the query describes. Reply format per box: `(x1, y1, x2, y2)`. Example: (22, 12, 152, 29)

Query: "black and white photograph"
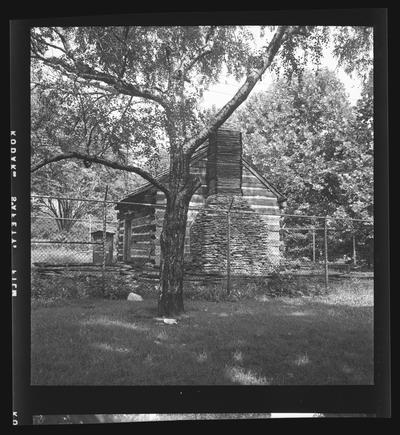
(10, 9, 390, 425)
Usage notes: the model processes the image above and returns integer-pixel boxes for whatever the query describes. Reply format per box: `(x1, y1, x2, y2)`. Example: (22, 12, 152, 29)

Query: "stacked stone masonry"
(190, 195, 280, 275)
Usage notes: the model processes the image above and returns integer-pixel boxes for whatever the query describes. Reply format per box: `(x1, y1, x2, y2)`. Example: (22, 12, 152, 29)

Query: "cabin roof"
(116, 137, 286, 209)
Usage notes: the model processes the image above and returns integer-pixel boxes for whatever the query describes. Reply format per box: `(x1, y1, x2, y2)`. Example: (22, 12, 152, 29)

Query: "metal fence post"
(312, 224, 316, 263)
(102, 185, 109, 294)
(89, 215, 92, 241)
(324, 216, 329, 289)
(353, 234, 357, 266)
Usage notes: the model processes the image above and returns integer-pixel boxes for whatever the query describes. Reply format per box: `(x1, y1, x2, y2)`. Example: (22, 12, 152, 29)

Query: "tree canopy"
(231, 67, 373, 221)
(31, 25, 373, 194)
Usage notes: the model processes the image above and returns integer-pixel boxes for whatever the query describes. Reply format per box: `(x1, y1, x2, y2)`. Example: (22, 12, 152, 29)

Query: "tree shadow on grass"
(31, 297, 373, 385)
(98, 300, 373, 384)
(230, 303, 372, 385)
(185, 300, 374, 385)
(126, 302, 159, 319)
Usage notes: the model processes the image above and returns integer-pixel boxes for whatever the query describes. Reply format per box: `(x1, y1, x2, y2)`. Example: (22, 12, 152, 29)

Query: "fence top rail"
(31, 215, 118, 225)
(31, 240, 103, 245)
(31, 195, 374, 224)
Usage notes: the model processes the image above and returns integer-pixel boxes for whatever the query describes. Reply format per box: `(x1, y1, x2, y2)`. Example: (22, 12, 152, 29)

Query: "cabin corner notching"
(115, 128, 286, 276)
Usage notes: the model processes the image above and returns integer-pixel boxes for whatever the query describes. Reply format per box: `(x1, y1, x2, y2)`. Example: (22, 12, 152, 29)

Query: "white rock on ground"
(154, 317, 177, 325)
(127, 292, 143, 301)
(162, 318, 177, 325)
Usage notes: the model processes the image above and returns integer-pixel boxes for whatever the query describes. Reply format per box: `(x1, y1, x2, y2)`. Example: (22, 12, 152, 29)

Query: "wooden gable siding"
(240, 165, 281, 264)
(241, 166, 280, 215)
(187, 157, 207, 260)
(189, 157, 208, 198)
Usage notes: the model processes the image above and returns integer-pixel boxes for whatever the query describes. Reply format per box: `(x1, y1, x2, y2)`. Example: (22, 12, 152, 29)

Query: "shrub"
(31, 271, 87, 301)
(185, 282, 226, 302)
(31, 269, 159, 303)
(184, 278, 269, 302)
(266, 272, 326, 297)
(182, 273, 326, 301)
(102, 276, 157, 300)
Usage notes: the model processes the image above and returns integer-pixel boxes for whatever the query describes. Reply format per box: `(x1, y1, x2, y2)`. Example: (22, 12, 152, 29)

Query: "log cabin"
(115, 127, 286, 276)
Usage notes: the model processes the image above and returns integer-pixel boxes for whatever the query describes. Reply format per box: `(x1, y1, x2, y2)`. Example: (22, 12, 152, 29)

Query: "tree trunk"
(157, 193, 190, 316)
(156, 94, 201, 317)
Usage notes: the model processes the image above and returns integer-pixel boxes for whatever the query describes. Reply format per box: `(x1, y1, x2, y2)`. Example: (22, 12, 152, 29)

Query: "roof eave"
(241, 157, 286, 202)
(116, 144, 286, 207)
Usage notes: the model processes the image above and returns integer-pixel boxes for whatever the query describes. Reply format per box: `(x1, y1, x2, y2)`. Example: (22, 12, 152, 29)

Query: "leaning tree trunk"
(157, 193, 190, 316)
(157, 97, 202, 316)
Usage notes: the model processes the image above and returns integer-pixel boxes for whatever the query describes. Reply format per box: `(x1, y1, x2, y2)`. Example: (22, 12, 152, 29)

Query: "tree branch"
(31, 152, 170, 197)
(179, 27, 216, 78)
(51, 27, 76, 61)
(31, 44, 169, 109)
(100, 95, 134, 156)
(183, 50, 212, 76)
(205, 26, 216, 43)
(86, 124, 98, 152)
(37, 38, 68, 56)
(184, 25, 294, 157)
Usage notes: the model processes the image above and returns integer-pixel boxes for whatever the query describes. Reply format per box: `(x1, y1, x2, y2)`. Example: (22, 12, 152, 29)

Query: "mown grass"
(31, 278, 373, 385)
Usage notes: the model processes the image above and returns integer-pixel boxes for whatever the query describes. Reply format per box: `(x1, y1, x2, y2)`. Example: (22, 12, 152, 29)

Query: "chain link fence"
(31, 194, 374, 300)
(279, 215, 374, 278)
(31, 196, 119, 266)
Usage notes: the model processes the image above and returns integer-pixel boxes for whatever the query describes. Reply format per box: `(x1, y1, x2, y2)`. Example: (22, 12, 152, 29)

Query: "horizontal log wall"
(241, 186, 277, 197)
(116, 191, 157, 266)
(129, 209, 156, 265)
(116, 220, 125, 262)
(241, 167, 280, 215)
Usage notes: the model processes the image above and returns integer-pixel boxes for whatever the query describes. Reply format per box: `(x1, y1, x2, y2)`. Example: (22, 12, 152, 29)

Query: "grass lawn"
(31, 279, 373, 385)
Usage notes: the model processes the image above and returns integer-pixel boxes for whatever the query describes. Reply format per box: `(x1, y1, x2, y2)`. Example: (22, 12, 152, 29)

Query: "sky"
(201, 27, 364, 109)
(203, 66, 361, 110)
(202, 60, 362, 109)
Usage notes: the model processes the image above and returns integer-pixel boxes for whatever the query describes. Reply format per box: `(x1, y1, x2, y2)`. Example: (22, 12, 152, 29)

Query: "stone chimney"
(206, 128, 242, 196)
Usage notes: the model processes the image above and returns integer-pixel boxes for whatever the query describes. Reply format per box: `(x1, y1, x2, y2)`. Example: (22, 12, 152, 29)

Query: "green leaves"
(232, 68, 372, 222)
(31, 25, 373, 211)
(332, 27, 373, 83)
